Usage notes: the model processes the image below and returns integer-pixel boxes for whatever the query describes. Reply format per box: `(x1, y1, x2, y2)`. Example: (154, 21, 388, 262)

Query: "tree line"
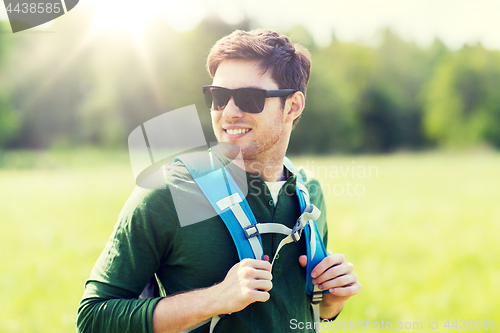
(1, 14, 500, 153)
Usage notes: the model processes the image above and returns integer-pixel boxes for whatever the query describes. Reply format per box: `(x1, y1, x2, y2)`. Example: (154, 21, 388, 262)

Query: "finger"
(252, 269, 273, 281)
(263, 255, 270, 262)
(252, 279, 273, 292)
(313, 262, 354, 285)
(329, 282, 361, 297)
(318, 273, 357, 290)
(251, 289, 271, 303)
(298, 255, 307, 268)
(311, 254, 345, 279)
(241, 258, 272, 272)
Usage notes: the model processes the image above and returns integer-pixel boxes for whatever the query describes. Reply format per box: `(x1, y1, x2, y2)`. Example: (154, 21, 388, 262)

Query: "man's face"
(211, 59, 289, 162)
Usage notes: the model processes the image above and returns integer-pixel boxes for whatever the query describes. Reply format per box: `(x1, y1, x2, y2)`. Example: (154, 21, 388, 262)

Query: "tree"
(423, 44, 500, 147)
(0, 22, 21, 147)
(289, 38, 374, 153)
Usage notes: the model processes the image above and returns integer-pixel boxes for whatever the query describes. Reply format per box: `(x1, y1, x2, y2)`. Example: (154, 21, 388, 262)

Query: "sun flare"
(91, 0, 158, 37)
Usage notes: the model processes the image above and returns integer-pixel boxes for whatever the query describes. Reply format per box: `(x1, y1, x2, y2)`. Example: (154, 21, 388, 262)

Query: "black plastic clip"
(311, 290, 324, 305)
(291, 219, 303, 242)
(243, 224, 260, 239)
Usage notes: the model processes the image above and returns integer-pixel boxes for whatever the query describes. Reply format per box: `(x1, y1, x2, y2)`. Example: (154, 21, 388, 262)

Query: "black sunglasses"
(203, 85, 296, 114)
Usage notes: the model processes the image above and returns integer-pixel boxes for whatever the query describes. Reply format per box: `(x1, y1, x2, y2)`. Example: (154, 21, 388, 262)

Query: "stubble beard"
(213, 109, 287, 170)
(239, 119, 286, 174)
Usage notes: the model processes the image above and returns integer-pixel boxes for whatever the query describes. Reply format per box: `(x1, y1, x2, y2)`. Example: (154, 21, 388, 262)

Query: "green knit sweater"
(76, 157, 328, 333)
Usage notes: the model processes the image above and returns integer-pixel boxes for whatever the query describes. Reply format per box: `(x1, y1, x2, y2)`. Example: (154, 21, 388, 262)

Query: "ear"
(284, 91, 305, 125)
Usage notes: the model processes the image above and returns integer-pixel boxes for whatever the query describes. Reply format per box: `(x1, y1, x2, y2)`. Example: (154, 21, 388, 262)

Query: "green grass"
(1, 149, 499, 332)
(293, 152, 500, 331)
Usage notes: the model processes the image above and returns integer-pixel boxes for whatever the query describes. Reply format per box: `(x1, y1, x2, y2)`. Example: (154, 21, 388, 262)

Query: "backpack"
(171, 150, 328, 333)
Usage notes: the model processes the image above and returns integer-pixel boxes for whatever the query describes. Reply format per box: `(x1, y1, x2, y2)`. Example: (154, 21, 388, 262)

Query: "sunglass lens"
(203, 90, 213, 109)
(235, 89, 265, 113)
(210, 89, 230, 111)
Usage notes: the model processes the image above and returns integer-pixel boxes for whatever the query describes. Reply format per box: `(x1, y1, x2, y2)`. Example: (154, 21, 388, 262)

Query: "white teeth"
(226, 128, 250, 135)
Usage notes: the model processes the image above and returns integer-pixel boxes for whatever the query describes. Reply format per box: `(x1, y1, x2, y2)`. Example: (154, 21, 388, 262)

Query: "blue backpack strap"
(176, 153, 327, 333)
(284, 157, 329, 302)
(176, 152, 327, 299)
(175, 151, 263, 260)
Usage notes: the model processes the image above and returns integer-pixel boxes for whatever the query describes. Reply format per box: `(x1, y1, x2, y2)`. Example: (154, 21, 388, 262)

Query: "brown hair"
(206, 29, 312, 125)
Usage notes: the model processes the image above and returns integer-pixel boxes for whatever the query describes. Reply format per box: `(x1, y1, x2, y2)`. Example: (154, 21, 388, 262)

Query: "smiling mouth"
(225, 128, 251, 135)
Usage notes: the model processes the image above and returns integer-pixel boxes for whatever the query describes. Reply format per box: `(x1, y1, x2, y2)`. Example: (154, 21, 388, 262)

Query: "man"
(77, 29, 360, 333)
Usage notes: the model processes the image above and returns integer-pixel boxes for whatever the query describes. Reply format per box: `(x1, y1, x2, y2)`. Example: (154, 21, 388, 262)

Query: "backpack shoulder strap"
(284, 157, 329, 303)
(174, 151, 264, 260)
(176, 153, 328, 333)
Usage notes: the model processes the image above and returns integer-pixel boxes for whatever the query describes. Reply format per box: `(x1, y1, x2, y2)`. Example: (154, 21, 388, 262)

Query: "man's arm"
(78, 229, 272, 333)
(152, 258, 272, 333)
(76, 187, 174, 333)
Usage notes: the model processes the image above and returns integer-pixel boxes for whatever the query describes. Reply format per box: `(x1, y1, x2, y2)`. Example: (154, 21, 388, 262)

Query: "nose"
(221, 96, 244, 119)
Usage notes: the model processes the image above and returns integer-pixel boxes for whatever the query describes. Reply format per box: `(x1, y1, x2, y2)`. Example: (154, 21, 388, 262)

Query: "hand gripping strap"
(304, 220, 329, 300)
(175, 152, 263, 260)
(283, 157, 329, 300)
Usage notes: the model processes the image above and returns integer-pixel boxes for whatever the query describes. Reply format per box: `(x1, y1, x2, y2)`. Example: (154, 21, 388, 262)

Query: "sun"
(91, 0, 158, 37)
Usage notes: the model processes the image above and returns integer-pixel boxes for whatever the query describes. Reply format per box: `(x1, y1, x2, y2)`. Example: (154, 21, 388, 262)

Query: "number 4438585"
(6, 2, 62, 14)
(444, 319, 497, 329)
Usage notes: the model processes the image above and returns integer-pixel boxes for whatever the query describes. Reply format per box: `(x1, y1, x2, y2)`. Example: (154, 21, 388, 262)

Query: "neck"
(231, 152, 286, 182)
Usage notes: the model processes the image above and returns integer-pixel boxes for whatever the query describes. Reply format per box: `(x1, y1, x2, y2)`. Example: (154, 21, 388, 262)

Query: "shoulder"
(296, 165, 318, 185)
(283, 156, 325, 201)
(293, 163, 322, 195)
(123, 157, 220, 230)
(120, 160, 192, 224)
(298, 166, 324, 202)
(291, 160, 329, 237)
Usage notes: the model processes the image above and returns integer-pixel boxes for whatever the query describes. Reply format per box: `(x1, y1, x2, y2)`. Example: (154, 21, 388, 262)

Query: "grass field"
(1, 149, 499, 332)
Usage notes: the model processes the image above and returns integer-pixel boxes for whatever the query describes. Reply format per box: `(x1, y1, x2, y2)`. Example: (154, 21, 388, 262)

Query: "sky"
(1, 0, 500, 50)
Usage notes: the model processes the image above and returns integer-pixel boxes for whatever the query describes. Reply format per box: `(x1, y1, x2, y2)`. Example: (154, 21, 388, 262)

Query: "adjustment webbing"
(244, 223, 292, 238)
(229, 204, 263, 260)
(270, 204, 320, 268)
(312, 303, 321, 333)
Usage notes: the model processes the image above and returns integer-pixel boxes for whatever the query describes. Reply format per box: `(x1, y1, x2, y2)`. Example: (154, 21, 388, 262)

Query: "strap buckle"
(243, 224, 260, 239)
(311, 290, 324, 305)
(291, 219, 303, 242)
